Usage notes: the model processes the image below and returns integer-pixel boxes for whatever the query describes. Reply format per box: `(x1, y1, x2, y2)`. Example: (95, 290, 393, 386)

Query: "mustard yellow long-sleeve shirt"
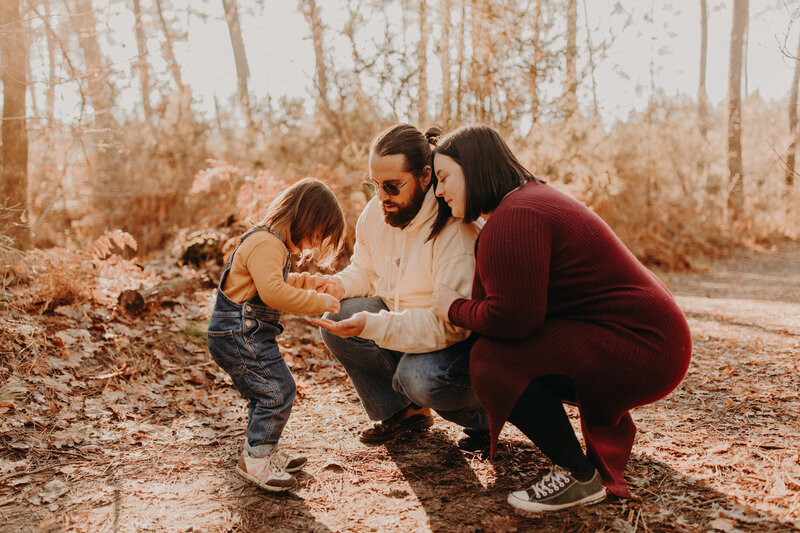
(222, 231, 327, 315)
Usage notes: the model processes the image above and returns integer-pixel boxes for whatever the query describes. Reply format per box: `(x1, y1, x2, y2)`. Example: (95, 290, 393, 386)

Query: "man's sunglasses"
(363, 179, 409, 196)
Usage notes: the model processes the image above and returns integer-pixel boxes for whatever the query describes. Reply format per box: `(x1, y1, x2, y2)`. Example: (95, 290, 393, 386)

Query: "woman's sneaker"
(236, 448, 298, 492)
(507, 466, 607, 512)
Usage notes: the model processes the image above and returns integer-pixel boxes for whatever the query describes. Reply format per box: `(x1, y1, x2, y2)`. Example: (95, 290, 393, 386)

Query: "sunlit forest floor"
(1, 243, 800, 532)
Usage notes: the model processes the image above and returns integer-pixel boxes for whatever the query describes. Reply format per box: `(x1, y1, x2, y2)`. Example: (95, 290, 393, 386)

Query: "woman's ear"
(420, 165, 432, 189)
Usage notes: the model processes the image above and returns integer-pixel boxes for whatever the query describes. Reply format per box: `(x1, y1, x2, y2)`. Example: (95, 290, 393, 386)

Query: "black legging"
(507, 375, 595, 481)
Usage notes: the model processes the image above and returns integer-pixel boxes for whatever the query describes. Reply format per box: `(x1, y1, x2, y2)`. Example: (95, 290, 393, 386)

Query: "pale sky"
(42, 0, 800, 126)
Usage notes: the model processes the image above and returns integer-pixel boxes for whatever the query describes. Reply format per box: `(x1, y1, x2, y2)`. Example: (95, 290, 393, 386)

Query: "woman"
(431, 125, 691, 512)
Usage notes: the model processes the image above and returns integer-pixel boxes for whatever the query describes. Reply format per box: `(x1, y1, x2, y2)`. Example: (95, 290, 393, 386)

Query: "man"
(313, 124, 488, 448)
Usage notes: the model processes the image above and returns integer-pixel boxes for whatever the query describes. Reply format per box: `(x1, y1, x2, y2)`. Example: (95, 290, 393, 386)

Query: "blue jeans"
(206, 290, 296, 448)
(320, 297, 488, 431)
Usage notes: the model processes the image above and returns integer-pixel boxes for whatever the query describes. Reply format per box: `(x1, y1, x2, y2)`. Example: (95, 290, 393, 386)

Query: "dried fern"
(88, 230, 138, 260)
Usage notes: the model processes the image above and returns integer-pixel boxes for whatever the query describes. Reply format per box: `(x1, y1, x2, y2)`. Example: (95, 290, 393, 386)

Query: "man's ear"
(419, 165, 432, 189)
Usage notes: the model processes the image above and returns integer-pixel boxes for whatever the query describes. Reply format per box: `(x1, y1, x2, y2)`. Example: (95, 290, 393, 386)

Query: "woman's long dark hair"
(433, 125, 541, 223)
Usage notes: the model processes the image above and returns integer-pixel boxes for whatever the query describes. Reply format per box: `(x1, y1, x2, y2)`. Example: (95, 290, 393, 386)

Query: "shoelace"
(528, 467, 572, 499)
(271, 449, 292, 468)
(269, 450, 291, 473)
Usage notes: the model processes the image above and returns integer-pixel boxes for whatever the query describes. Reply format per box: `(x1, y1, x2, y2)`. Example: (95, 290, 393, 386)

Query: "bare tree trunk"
(299, 0, 330, 114)
(455, 0, 466, 120)
(469, 0, 491, 122)
(0, 0, 30, 249)
(563, 0, 578, 118)
(698, 0, 709, 138)
(154, 0, 185, 92)
(221, 0, 254, 129)
(27, 51, 39, 122)
(727, 0, 748, 221)
(68, 0, 119, 201)
(785, 33, 800, 189)
(440, 0, 452, 126)
(44, 0, 56, 125)
(132, 0, 152, 126)
(417, 0, 428, 126)
(581, 0, 598, 118)
(69, 0, 116, 131)
(527, 0, 543, 133)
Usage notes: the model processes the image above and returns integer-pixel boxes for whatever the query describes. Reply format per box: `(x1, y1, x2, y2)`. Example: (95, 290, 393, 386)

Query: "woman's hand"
(321, 293, 340, 314)
(311, 312, 366, 338)
(432, 284, 464, 320)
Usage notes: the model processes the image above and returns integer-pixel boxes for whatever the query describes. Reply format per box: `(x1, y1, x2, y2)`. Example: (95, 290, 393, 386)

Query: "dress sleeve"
(448, 208, 550, 339)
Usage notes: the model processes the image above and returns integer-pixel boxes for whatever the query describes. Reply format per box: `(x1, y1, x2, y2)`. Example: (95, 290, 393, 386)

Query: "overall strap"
(218, 225, 291, 290)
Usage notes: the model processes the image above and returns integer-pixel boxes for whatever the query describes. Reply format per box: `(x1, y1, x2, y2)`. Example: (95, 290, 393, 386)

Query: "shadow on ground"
(381, 430, 792, 532)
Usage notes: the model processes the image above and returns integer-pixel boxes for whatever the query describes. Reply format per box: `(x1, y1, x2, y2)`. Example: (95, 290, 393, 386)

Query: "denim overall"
(206, 226, 296, 448)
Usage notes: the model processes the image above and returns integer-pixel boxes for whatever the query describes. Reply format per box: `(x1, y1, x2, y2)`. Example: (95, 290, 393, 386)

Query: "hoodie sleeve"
(334, 202, 379, 298)
(358, 221, 478, 353)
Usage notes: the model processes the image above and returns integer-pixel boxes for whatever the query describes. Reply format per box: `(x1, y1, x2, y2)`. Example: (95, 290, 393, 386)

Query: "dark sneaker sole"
(235, 466, 298, 492)
(507, 488, 607, 512)
(285, 457, 308, 473)
(359, 416, 434, 444)
(456, 434, 491, 452)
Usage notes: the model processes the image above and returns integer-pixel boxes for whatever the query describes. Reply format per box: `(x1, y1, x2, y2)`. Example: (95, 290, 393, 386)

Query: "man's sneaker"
(507, 466, 607, 512)
(456, 428, 490, 452)
(359, 404, 434, 444)
(236, 448, 298, 492)
(272, 448, 308, 473)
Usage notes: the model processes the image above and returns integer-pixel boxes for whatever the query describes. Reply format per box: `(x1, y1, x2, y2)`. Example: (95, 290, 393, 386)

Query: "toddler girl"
(206, 177, 344, 491)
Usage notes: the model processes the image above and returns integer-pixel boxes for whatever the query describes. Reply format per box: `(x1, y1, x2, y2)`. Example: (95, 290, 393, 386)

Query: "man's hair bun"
(424, 126, 442, 146)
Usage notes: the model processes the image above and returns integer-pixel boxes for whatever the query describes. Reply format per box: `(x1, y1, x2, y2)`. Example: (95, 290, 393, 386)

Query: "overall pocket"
(242, 318, 283, 345)
(206, 330, 245, 374)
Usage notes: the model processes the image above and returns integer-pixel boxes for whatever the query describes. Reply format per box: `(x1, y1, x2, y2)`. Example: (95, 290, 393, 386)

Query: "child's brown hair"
(260, 178, 345, 268)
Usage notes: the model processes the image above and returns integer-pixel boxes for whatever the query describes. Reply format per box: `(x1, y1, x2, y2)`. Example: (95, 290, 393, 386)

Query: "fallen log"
(118, 276, 211, 314)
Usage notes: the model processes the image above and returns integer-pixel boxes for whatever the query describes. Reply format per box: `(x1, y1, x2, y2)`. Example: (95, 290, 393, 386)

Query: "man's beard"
(382, 181, 428, 228)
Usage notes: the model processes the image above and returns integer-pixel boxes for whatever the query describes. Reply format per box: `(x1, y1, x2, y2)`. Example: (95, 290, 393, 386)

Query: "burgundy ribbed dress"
(448, 181, 692, 498)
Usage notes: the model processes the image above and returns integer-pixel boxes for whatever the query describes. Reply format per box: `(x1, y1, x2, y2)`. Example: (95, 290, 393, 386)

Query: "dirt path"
(2, 243, 800, 532)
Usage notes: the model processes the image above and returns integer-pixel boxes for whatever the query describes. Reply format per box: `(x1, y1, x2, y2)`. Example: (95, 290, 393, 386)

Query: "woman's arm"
(448, 208, 551, 339)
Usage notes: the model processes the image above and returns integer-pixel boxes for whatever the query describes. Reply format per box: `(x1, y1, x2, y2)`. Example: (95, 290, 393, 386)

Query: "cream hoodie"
(335, 188, 482, 353)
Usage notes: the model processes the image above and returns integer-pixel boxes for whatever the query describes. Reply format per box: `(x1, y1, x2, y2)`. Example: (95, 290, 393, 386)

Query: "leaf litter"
(1, 243, 800, 531)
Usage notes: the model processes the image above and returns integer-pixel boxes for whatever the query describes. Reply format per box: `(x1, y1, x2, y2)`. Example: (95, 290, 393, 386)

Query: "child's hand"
(309, 273, 331, 290)
(319, 276, 344, 299)
(321, 293, 340, 314)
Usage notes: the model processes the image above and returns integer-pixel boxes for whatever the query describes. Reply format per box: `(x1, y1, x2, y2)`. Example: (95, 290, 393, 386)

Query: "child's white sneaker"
(272, 447, 308, 473)
(236, 448, 297, 492)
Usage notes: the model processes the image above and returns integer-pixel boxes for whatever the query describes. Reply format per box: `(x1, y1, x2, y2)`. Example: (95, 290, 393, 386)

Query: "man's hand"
(317, 275, 345, 299)
(311, 312, 366, 338)
(432, 283, 464, 320)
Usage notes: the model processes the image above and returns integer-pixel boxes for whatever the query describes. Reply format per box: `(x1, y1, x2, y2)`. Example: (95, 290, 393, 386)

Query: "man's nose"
(377, 187, 391, 202)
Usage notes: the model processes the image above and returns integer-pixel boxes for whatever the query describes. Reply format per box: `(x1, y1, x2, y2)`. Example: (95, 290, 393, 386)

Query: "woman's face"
(433, 153, 467, 219)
